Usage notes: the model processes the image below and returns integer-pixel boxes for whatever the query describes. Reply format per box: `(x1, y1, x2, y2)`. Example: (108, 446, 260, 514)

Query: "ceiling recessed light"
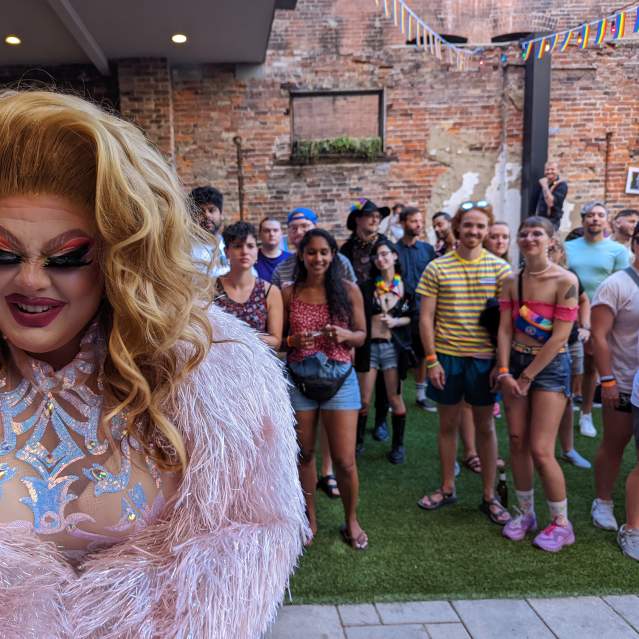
(171, 34, 187, 44)
(5, 35, 21, 46)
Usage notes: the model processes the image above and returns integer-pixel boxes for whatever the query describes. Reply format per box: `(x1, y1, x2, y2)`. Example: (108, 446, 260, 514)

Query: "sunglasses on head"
(460, 200, 490, 211)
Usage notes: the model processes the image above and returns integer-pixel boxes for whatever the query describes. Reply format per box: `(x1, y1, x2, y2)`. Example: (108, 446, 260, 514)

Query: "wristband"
(426, 360, 440, 369)
(425, 354, 437, 363)
(601, 379, 617, 388)
(498, 367, 509, 374)
(286, 335, 295, 348)
(600, 375, 616, 383)
(520, 373, 534, 383)
(496, 373, 513, 381)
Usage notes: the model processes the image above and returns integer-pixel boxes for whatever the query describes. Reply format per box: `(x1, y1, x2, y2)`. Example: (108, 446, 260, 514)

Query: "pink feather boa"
(0, 307, 308, 638)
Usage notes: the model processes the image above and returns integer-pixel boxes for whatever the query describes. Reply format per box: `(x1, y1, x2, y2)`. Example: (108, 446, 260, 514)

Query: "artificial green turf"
(288, 380, 639, 604)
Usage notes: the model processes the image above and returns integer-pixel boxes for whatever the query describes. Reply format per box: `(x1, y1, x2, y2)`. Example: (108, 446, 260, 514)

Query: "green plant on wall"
(292, 136, 383, 163)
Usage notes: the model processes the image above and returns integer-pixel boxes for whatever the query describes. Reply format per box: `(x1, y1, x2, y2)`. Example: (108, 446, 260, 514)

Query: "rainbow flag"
(549, 33, 560, 52)
(522, 40, 534, 61)
(614, 12, 626, 39)
(580, 23, 590, 48)
(537, 38, 547, 58)
(595, 18, 607, 45)
(560, 31, 573, 51)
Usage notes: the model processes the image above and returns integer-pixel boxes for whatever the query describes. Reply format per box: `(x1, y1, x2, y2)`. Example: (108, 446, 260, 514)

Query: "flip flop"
(317, 474, 340, 499)
(417, 488, 457, 511)
(339, 524, 368, 550)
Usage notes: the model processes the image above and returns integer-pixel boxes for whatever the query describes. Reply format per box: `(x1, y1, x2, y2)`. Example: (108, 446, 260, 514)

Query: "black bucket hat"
(346, 198, 390, 232)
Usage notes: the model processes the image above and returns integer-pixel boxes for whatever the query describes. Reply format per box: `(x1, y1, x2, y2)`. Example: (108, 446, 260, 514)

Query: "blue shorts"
(568, 340, 584, 376)
(426, 354, 496, 407)
(288, 356, 361, 412)
(509, 349, 571, 397)
(633, 406, 639, 448)
(370, 340, 398, 371)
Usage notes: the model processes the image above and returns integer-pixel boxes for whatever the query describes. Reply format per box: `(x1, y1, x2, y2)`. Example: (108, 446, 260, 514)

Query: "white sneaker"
(591, 498, 618, 531)
(579, 413, 597, 438)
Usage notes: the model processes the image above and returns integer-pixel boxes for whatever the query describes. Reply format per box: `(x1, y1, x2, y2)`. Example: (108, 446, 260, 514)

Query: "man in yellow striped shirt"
(416, 201, 511, 525)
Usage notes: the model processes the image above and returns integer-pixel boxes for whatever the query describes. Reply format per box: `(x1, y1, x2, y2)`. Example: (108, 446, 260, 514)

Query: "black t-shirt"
(536, 179, 568, 228)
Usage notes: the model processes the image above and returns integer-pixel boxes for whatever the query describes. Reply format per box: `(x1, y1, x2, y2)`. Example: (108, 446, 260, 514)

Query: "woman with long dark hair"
(356, 239, 413, 463)
(282, 229, 368, 549)
(496, 216, 578, 552)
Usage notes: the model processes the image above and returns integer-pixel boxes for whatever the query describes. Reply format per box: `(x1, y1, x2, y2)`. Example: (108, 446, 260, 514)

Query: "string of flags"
(521, 4, 639, 61)
(373, 0, 483, 69)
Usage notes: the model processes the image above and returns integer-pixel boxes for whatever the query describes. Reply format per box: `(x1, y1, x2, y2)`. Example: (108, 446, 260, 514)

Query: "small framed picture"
(626, 167, 639, 194)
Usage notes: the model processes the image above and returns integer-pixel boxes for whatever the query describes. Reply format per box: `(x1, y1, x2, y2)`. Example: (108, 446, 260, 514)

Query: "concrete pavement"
(265, 596, 639, 638)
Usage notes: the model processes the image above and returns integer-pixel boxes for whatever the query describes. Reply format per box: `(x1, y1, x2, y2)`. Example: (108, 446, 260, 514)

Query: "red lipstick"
(5, 293, 66, 328)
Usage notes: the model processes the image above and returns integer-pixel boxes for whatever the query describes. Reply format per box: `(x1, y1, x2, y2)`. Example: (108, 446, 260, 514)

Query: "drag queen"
(0, 90, 307, 638)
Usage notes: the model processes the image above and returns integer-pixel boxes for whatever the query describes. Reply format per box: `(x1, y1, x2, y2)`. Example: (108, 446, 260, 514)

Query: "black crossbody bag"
(287, 365, 353, 403)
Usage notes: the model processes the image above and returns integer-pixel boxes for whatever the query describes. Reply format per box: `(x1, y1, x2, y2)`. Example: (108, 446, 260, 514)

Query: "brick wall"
(2, 0, 638, 239)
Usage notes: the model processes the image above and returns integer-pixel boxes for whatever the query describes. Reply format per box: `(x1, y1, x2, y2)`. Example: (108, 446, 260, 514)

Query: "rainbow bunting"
(400, 4, 405, 33)
(537, 38, 546, 59)
(559, 31, 573, 51)
(549, 33, 560, 52)
(522, 40, 534, 61)
(383, 0, 389, 18)
(595, 18, 607, 45)
(393, 0, 398, 26)
(634, 7, 639, 33)
(408, 14, 412, 40)
(414, 22, 420, 46)
(580, 23, 590, 48)
(613, 12, 626, 39)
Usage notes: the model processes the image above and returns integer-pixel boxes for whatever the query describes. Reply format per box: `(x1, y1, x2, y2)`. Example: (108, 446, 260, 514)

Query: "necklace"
(526, 262, 552, 276)
(375, 274, 402, 296)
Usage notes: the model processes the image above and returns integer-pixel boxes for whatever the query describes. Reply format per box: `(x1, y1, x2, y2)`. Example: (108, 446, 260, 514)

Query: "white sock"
(516, 489, 534, 515)
(548, 498, 568, 522)
(416, 382, 426, 401)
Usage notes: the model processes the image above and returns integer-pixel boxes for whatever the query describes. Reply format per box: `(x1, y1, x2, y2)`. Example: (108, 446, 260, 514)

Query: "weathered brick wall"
(2, 0, 638, 240)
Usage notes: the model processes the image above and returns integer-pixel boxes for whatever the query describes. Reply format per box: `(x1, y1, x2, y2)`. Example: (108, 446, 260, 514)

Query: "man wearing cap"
(340, 198, 390, 284)
(271, 208, 356, 288)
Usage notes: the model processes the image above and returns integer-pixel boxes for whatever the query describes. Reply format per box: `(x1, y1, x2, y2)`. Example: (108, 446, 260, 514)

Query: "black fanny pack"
(288, 365, 353, 403)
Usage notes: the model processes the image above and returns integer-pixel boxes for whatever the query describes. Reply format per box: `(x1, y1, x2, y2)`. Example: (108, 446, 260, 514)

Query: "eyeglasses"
(460, 200, 490, 211)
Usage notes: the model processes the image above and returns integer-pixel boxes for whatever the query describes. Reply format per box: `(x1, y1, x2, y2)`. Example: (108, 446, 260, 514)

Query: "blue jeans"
(509, 350, 571, 397)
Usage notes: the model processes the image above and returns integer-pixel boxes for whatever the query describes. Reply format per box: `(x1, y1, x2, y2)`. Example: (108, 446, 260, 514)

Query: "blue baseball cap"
(287, 207, 318, 224)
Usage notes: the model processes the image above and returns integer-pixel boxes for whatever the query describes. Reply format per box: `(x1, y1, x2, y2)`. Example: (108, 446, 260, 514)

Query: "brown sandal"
(417, 488, 458, 511)
(479, 498, 511, 526)
(339, 524, 368, 550)
(462, 454, 482, 474)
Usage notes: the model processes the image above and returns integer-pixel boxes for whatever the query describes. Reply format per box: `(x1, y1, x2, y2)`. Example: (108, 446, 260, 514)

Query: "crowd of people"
(193, 161, 639, 561)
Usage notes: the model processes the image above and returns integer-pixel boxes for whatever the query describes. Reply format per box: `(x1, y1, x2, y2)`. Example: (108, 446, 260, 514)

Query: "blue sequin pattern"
(0, 323, 161, 540)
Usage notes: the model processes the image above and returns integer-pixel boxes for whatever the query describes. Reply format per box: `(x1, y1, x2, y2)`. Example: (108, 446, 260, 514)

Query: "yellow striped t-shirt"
(416, 249, 511, 356)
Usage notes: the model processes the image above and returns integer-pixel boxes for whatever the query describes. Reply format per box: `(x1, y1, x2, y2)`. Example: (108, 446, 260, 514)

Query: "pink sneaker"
(502, 510, 537, 541)
(492, 402, 501, 418)
(533, 519, 575, 552)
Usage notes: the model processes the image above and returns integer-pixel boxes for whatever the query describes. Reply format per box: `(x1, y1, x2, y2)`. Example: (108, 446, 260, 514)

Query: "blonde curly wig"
(0, 90, 215, 471)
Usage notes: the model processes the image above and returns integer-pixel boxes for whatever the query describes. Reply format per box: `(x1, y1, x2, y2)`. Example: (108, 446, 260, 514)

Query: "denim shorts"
(370, 340, 399, 371)
(426, 354, 496, 407)
(288, 353, 361, 412)
(568, 340, 584, 376)
(633, 405, 639, 448)
(509, 349, 571, 397)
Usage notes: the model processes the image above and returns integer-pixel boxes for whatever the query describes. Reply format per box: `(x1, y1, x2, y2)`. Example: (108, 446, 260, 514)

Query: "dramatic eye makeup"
(0, 233, 95, 269)
(45, 238, 95, 269)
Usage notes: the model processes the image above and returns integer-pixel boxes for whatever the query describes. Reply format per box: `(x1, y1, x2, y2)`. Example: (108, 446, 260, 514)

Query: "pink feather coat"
(0, 307, 308, 638)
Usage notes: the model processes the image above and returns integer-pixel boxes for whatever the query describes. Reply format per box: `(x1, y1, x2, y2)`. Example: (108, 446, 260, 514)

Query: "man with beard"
(190, 185, 230, 276)
(416, 201, 511, 526)
(340, 198, 391, 450)
(395, 207, 436, 410)
(432, 211, 455, 257)
(536, 160, 568, 230)
(566, 201, 629, 438)
(612, 209, 639, 260)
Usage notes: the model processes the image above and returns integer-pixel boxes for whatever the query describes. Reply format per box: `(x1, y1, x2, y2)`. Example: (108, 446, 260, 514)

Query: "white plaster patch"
(442, 172, 480, 212)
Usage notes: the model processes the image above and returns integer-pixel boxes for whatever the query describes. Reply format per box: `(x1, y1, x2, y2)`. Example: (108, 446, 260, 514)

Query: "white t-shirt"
(192, 236, 230, 277)
(591, 266, 639, 394)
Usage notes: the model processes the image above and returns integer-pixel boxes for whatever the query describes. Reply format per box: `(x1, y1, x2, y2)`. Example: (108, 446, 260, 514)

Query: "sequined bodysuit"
(0, 322, 176, 558)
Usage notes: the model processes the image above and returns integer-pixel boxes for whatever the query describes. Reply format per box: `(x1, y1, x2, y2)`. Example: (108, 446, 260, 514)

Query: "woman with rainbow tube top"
(494, 216, 579, 552)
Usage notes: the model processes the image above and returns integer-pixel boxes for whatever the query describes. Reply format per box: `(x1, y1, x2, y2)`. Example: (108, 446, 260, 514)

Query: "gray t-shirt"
(592, 267, 639, 393)
(271, 252, 357, 288)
